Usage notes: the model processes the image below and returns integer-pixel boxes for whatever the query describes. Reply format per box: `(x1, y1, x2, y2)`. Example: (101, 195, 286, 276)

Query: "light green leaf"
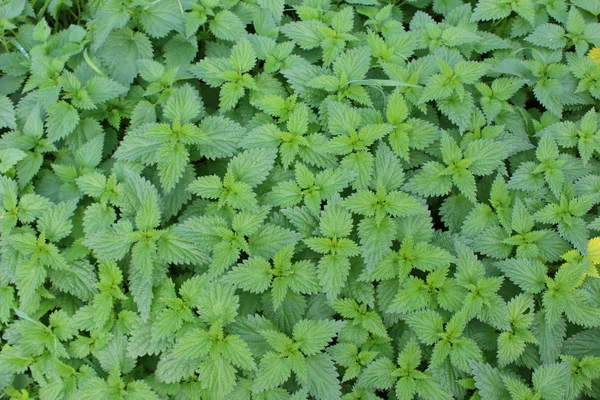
(210, 10, 247, 41)
(0, 95, 16, 130)
(46, 101, 80, 142)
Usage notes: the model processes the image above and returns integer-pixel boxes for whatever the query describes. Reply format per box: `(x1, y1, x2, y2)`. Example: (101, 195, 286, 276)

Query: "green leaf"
(210, 10, 247, 41)
(158, 225, 210, 266)
(281, 20, 326, 50)
(196, 116, 244, 159)
(383, 190, 426, 217)
(187, 175, 222, 199)
(344, 190, 379, 216)
(225, 257, 272, 294)
(0, 286, 14, 323)
(526, 24, 567, 50)
(130, 240, 156, 320)
(85, 76, 128, 104)
(496, 258, 548, 294)
(293, 319, 344, 356)
(220, 81, 245, 110)
(406, 162, 453, 197)
(359, 357, 397, 389)
(198, 283, 239, 325)
(470, 360, 512, 400)
(257, 0, 285, 21)
(334, 46, 371, 81)
(318, 253, 351, 299)
(84, 220, 135, 261)
(139, 0, 184, 38)
(0, 148, 26, 173)
(222, 334, 256, 371)
(497, 332, 525, 367)
(248, 224, 303, 258)
(228, 149, 277, 187)
(230, 39, 256, 73)
(198, 357, 237, 399)
(253, 352, 292, 393)
(305, 354, 342, 400)
(472, 0, 511, 21)
(126, 381, 160, 400)
(396, 377, 417, 400)
(155, 352, 197, 384)
(16, 259, 46, 309)
(37, 201, 77, 242)
(405, 310, 444, 345)
(155, 141, 188, 192)
(46, 101, 80, 142)
(532, 363, 570, 400)
(416, 377, 453, 400)
(163, 84, 204, 123)
(357, 216, 395, 268)
(320, 205, 353, 238)
(0, 95, 16, 130)
(534, 312, 566, 364)
(455, 62, 488, 84)
(172, 328, 212, 360)
(271, 180, 303, 207)
(465, 139, 509, 176)
(135, 196, 161, 231)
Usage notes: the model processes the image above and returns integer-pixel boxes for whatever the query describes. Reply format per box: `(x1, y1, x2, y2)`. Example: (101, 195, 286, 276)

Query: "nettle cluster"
(1, 0, 600, 399)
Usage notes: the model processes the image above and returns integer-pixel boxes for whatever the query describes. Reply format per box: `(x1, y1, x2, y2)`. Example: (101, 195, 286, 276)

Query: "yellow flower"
(589, 47, 600, 67)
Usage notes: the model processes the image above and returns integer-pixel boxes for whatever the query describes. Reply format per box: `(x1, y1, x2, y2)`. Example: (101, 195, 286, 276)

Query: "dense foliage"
(1, 0, 600, 399)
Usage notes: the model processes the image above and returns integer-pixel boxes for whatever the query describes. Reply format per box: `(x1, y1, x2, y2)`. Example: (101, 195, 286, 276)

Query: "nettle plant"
(2, 0, 600, 399)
